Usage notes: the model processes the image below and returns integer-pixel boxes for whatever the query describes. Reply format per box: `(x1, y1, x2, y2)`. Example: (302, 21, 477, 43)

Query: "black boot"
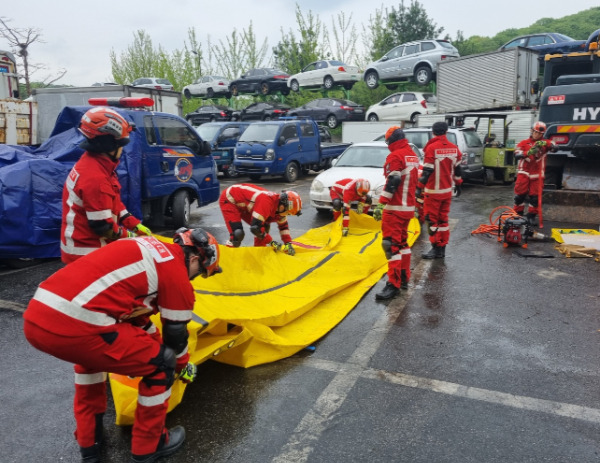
(375, 282, 400, 300)
(131, 426, 186, 463)
(80, 445, 100, 463)
(438, 246, 446, 258)
(400, 270, 408, 290)
(526, 213, 537, 226)
(423, 245, 445, 259)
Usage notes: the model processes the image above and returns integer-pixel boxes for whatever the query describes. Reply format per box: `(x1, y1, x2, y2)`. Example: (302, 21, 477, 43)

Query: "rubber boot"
(375, 282, 400, 301)
(422, 245, 439, 259)
(80, 445, 100, 463)
(400, 270, 409, 290)
(526, 213, 537, 227)
(131, 426, 186, 463)
(438, 246, 446, 258)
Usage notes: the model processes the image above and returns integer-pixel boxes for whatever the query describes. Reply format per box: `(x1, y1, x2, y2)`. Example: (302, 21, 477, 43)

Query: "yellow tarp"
(110, 212, 420, 425)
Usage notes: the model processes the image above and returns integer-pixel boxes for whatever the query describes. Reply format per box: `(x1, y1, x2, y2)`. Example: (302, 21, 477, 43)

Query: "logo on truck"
(174, 158, 193, 182)
(573, 107, 600, 121)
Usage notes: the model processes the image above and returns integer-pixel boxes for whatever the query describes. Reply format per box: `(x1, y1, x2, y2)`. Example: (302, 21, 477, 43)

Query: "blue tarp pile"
(0, 106, 143, 259)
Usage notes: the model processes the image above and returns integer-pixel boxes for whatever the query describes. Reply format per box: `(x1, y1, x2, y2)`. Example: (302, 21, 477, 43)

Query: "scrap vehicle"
(0, 97, 219, 264)
(233, 118, 350, 182)
(195, 121, 250, 177)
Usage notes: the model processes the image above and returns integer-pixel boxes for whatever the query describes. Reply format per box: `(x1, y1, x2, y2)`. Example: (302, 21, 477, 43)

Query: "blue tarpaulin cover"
(0, 106, 143, 259)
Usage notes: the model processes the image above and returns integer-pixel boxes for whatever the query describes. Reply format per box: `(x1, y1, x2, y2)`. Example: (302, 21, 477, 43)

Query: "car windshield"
(462, 130, 483, 148)
(156, 79, 172, 85)
(335, 145, 389, 168)
(195, 125, 221, 141)
(239, 124, 280, 143)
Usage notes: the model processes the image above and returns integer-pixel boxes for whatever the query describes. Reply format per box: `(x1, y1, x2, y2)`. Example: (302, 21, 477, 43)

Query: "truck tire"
(364, 70, 379, 89)
(283, 162, 300, 182)
(172, 190, 191, 229)
(225, 165, 239, 178)
(414, 66, 433, 86)
(290, 80, 300, 92)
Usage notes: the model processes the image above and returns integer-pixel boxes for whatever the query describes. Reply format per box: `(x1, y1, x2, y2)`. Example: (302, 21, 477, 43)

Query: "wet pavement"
(1, 175, 600, 462)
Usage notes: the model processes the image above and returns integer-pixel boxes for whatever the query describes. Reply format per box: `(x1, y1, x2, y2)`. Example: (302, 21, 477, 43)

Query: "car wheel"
(414, 66, 433, 86)
(283, 162, 299, 183)
(326, 114, 338, 129)
(290, 80, 300, 92)
(207, 88, 214, 99)
(260, 82, 270, 95)
(323, 76, 334, 89)
(231, 85, 239, 96)
(364, 70, 379, 89)
(171, 190, 191, 229)
(367, 113, 379, 122)
(183, 89, 192, 99)
(409, 112, 420, 123)
(226, 164, 239, 178)
(263, 115, 272, 121)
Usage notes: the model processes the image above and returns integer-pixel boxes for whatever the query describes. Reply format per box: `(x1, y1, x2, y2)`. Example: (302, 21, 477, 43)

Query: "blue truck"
(0, 97, 220, 263)
(195, 121, 250, 178)
(233, 118, 350, 182)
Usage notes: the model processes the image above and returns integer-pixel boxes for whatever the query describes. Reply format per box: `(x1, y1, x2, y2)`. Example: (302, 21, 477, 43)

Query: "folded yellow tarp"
(110, 212, 420, 425)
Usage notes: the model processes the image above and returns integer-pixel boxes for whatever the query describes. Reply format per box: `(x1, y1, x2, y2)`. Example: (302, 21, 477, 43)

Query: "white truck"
(341, 120, 413, 143)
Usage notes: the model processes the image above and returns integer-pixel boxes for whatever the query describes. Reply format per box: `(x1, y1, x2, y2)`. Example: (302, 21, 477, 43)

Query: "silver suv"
(363, 40, 459, 89)
(402, 127, 484, 181)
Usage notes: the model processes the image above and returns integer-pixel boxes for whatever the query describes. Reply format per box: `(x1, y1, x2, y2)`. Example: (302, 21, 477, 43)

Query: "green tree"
(330, 11, 359, 64)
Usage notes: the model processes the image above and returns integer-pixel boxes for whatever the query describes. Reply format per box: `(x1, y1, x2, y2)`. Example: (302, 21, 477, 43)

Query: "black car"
(232, 102, 291, 121)
(229, 68, 291, 96)
(185, 104, 234, 125)
(288, 98, 365, 129)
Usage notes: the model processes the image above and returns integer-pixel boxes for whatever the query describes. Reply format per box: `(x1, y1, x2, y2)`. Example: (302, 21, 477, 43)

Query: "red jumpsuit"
(220, 183, 292, 246)
(61, 152, 140, 264)
(420, 135, 462, 247)
(378, 138, 420, 287)
(329, 178, 372, 229)
(23, 236, 193, 455)
(513, 137, 554, 216)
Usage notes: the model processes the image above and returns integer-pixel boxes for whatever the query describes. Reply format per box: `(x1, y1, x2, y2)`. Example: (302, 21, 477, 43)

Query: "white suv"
(365, 92, 437, 123)
(363, 39, 459, 89)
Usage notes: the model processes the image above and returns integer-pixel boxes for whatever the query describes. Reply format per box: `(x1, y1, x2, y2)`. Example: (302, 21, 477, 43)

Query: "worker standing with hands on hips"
(61, 106, 152, 264)
(373, 126, 420, 301)
(219, 183, 302, 255)
(513, 121, 557, 225)
(23, 228, 222, 463)
(329, 178, 372, 236)
(416, 121, 463, 259)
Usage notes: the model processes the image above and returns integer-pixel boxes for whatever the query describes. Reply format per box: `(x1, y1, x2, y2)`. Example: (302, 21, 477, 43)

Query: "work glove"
(178, 362, 197, 384)
(342, 227, 349, 237)
(415, 187, 423, 199)
(270, 240, 283, 251)
(282, 243, 295, 256)
(454, 183, 462, 198)
(356, 202, 364, 214)
(373, 203, 384, 221)
(119, 227, 136, 239)
(134, 223, 152, 236)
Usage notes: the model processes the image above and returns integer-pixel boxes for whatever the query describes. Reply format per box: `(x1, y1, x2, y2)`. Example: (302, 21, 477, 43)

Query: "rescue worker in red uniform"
(219, 183, 302, 255)
(329, 178, 372, 236)
(372, 127, 420, 300)
(513, 121, 557, 225)
(61, 106, 152, 264)
(416, 121, 463, 259)
(23, 228, 221, 463)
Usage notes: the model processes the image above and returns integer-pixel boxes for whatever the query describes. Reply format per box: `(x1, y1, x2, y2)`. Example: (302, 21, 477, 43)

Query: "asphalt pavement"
(1, 175, 600, 463)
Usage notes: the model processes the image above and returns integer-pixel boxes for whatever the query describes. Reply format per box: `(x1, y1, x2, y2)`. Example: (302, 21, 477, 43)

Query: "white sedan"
(182, 75, 232, 99)
(365, 92, 437, 123)
(288, 60, 362, 92)
(309, 141, 422, 212)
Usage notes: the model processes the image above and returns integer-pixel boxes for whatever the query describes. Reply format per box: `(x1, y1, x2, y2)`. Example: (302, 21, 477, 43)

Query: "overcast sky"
(2, 1, 598, 87)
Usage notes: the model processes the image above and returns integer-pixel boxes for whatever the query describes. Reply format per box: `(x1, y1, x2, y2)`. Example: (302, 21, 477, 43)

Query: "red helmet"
(173, 227, 222, 278)
(79, 107, 132, 143)
(280, 191, 302, 216)
(355, 179, 370, 196)
(532, 121, 547, 134)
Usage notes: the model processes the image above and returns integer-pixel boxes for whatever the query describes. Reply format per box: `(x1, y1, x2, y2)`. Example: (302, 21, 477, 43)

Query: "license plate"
(354, 109, 363, 113)
(240, 161, 254, 166)
(212, 155, 221, 159)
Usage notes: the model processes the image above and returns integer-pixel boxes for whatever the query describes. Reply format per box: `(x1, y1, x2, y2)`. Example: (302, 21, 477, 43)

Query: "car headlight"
(311, 179, 324, 192)
(265, 148, 275, 161)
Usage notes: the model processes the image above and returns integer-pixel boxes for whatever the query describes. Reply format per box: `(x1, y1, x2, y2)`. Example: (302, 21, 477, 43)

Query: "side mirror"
(201, 140, 212, 156)
(530, 80, 539, 95)
(380, 56, 389, 62)
(278, 136, 286, 146)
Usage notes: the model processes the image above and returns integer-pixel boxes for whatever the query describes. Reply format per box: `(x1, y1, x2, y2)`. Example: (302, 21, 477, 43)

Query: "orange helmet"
(385, 125, 405, 145)
(173, 227, 222, 278)
(280, 191, 302, 216)
(79, 107, 133, 145)
(532, 121, 547, 134)
(355, 179, 370, 196)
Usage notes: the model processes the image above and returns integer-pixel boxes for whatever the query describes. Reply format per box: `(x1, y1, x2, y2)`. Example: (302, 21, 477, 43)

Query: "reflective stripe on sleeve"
(75, 372, 107, 386)
(159, 307, 193, 322)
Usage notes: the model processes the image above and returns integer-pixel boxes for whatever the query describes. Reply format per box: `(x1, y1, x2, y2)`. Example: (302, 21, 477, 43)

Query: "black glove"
(455, 183, 462, 197)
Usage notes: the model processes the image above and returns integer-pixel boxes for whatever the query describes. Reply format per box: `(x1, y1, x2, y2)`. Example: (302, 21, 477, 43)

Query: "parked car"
(130, 77, 174, 91)
(195, 121, 250, 177)
(231, 102, 291, 121)
(401, 126, 484, 181)
(365, 92, 437, 123)
(185, 104, 234, 125)
(499, 33, 586, 59)
(288, 98, 365, 129)
(363, 39, 459, 89)
(182, 75, 232, 99)
(287, 60, 362, 92)
(309, 141, 422, 212)
(91, 82, 118, 87)
(229, 68, 290, 96)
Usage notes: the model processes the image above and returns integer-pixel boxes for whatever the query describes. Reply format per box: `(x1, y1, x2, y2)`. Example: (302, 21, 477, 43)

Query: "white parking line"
(0, 300, 27, 313)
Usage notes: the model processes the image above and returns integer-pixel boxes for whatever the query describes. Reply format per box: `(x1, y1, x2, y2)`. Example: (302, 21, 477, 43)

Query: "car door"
(244, 103, 264, 121)
(295, 100, 320, 119)
(398, 44, 419, 78)
(300, 62, 318, 86)
(379, 45, 404, 79)
(315, 99, 334, 121)
(239, 69, 256, 92)
(379, 94, 401, 120)
(398, 93, 419, 120)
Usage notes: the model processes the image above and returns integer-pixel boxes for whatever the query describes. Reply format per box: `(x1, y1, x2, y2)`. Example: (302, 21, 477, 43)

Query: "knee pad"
(514, 194, 525, 205)
(332, 198, 342, 212)
(232, 227, 245, 247)
(143, 345, 177, 389)
(529, 195, 539, 207)
(381, 238, 393, 260)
